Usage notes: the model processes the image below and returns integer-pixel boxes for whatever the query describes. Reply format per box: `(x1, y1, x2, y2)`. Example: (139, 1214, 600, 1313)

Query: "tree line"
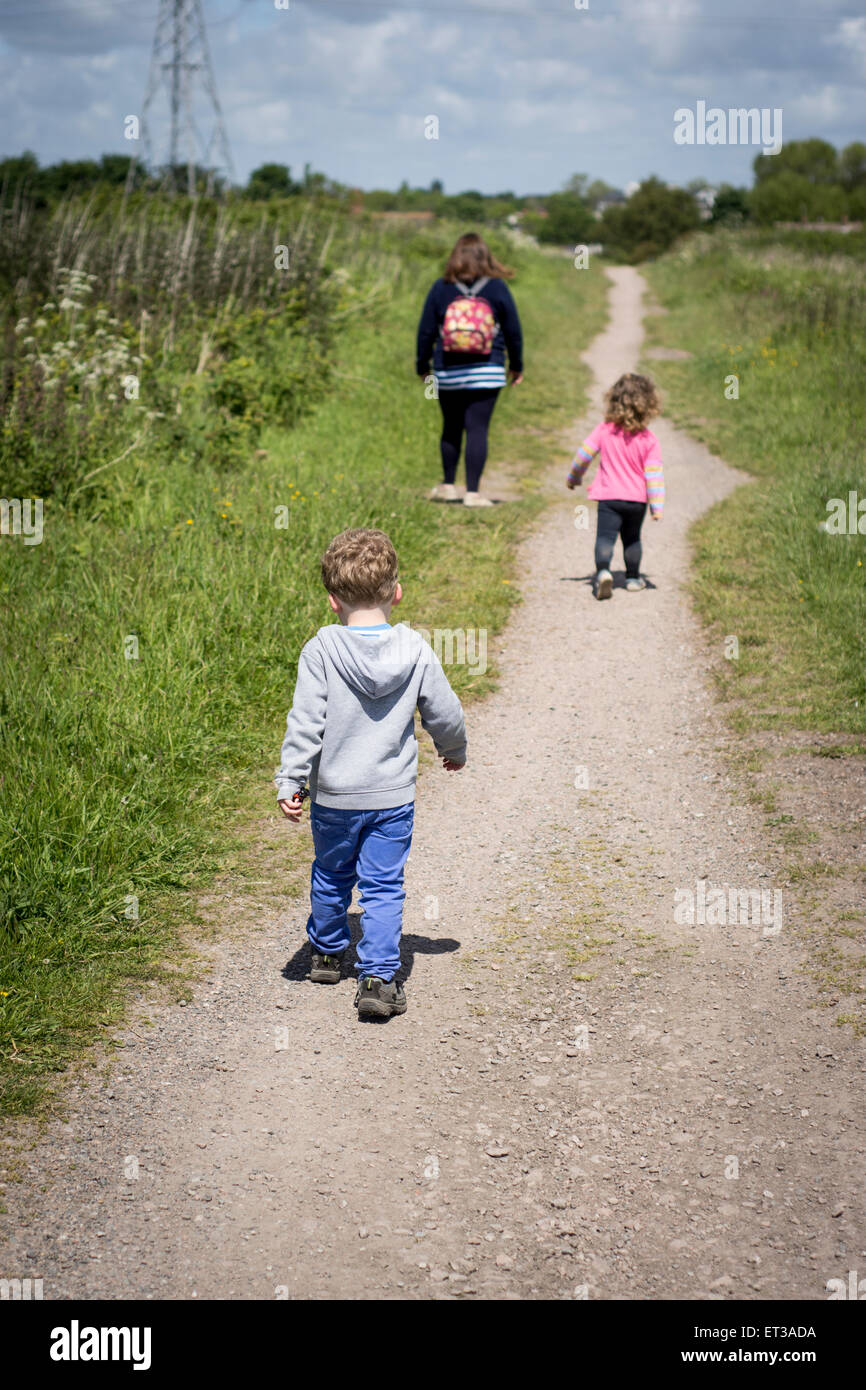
(2, 138, 863, 263)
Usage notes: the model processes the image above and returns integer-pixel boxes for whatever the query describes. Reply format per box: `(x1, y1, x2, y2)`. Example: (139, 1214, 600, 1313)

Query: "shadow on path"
(281, 911, 460, 985)
(559, 571, 659, 591)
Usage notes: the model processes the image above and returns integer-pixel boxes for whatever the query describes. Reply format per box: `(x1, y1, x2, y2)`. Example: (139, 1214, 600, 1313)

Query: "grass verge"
(642, 229, 864, 734)
(0, 231, 606, 1115)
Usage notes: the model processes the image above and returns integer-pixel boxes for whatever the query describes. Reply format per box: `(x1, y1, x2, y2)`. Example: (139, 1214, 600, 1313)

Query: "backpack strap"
(454, 276, 491, 297)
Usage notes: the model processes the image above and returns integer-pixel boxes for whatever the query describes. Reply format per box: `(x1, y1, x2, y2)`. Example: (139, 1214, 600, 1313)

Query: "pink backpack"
(441, 277, 497, 355)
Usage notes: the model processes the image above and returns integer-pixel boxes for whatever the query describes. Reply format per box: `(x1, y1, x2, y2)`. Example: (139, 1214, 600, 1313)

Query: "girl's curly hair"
(604, 373, 660, 433)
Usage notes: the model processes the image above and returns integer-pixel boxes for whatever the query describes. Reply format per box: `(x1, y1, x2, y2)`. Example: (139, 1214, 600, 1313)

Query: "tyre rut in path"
(3, 266, 863, 1301)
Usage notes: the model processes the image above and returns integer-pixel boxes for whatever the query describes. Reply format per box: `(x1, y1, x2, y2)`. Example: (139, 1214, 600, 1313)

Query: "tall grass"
(0, 191, 400, 500)
(0, 187, 392, 320)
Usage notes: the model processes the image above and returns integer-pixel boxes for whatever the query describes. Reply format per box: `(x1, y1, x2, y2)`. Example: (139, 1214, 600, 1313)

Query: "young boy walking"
(275, 528, 466, 1018)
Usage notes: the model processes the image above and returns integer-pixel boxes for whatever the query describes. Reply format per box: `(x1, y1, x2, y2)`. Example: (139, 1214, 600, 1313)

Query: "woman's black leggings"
(595, 499, 647, 578)
(438, 388, 500, 492)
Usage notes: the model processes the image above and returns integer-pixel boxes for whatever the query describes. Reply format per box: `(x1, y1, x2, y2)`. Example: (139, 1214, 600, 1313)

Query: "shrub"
(600, 178, 701, 262)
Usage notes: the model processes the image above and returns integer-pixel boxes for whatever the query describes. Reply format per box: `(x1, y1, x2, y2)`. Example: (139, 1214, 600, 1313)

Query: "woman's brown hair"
(443, 232, 514, 283)
(604, 373, 661, 434)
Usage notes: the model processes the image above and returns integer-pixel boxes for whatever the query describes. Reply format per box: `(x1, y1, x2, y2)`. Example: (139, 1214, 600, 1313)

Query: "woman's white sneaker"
(429, 482, 459, 502)
(463, 491, 494, 508)
(595, 569, 613, 600)
(625, 576, 647, 592)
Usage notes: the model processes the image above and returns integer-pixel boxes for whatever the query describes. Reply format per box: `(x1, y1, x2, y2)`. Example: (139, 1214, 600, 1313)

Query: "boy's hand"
(442, 757, 465, 771)
(509, 371, 523, 386)
(278, 797, 304, 822)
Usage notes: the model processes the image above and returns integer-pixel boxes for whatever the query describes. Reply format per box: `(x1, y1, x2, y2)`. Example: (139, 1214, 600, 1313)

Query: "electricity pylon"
(131, 0, 234, 195)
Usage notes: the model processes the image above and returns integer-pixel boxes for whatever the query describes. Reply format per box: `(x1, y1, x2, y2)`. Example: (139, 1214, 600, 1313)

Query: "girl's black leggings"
(595, 499, 647, 578)
(438, 388, 500, 492)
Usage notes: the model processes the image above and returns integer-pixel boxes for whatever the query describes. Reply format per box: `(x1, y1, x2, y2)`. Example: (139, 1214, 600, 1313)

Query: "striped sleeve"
(643, 452, 665, 516)
(568, 424, 601, 484)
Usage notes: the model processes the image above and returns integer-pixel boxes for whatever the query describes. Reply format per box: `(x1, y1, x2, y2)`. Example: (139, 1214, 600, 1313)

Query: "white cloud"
(786, 85, 845, 124)
(232, 100, 294, 146)
(426, 87, 475, 121)
(509, 57, 591, 92)
(619, 0, 701, 68)
(828, 16, 866, 68)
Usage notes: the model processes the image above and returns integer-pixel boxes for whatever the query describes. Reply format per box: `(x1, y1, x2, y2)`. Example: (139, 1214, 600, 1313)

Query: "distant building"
(774, 220, 863, 233)
(498, 207, 549, 226)
(594, 190, 626, 219)
(694, 187, 717, 220)
(369, 210, 436, 223)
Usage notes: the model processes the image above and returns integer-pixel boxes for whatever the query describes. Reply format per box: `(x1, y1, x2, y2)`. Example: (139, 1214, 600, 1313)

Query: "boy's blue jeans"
(307, 801, 414, 983)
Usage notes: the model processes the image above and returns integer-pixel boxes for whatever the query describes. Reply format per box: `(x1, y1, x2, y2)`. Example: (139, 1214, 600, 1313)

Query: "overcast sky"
(0, 0, 864, 193)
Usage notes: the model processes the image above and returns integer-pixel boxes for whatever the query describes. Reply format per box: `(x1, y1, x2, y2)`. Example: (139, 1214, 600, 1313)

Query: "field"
(0, 196, 606, 1113)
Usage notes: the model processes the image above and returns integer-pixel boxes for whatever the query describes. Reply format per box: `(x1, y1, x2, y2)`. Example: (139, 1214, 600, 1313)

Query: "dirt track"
(3, 266, 863, 1300)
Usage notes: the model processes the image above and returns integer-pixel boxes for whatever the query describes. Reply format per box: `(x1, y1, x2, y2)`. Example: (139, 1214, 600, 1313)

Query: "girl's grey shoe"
(354, 976, 407, 1017)
(625, 576, 647, 592)
(595, 569, 613, 600)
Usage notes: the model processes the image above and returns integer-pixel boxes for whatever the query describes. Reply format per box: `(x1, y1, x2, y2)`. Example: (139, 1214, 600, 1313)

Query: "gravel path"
(3, 266, 863, 1301)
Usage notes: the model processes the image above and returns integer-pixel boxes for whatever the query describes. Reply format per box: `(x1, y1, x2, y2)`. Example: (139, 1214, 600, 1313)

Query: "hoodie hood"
(316, 623, 427, 699)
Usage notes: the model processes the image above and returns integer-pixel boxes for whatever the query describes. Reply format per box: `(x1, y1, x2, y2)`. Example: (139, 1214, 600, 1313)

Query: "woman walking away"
(416, 232, 523, 508)
(566, 373, 665, 599)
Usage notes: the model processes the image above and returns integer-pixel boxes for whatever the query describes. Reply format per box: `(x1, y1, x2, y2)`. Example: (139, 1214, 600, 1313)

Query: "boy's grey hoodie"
(275, 623, 466, 810)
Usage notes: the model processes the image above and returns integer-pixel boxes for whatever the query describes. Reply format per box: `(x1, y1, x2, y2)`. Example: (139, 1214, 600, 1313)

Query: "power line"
(292, 0, 863, 28)
(0, 0, 860, 23)
(0, 1, 156, 15)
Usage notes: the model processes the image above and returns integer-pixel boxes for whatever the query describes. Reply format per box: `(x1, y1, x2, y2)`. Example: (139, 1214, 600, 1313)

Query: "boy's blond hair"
(321, 528, 399, 606)
(604, 373, 660, 434)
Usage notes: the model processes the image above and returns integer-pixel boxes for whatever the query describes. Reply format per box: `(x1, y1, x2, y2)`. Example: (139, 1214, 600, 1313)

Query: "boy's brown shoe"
(310, 951, 344, 984)
(354, 976, 407, 1017)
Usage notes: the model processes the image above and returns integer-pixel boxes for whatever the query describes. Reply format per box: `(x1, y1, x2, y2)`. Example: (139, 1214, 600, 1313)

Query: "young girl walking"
(566, 373, 665, 599)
